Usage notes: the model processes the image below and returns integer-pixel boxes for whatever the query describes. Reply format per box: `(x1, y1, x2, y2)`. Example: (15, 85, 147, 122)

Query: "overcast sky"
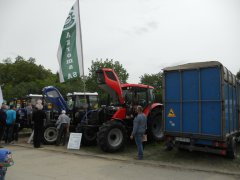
(0, 0, 240, 83)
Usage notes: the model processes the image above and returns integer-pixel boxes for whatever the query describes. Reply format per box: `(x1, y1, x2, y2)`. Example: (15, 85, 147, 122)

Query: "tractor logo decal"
(167, 108, 176, 118)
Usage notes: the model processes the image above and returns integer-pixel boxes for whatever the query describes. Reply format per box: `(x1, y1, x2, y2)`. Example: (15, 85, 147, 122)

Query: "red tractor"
(94, 68, 163, 152)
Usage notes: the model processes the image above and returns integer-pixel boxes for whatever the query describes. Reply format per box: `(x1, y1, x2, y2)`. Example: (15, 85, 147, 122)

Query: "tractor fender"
(144, 103, 163, 117)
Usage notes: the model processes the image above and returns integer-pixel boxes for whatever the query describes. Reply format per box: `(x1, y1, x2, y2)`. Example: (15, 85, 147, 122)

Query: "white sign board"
(67, 133, 82, 150)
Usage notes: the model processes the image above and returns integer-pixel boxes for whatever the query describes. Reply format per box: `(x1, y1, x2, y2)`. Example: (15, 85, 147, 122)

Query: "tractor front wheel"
(42, 124, 58, 145)
(97, 121, 127, 152)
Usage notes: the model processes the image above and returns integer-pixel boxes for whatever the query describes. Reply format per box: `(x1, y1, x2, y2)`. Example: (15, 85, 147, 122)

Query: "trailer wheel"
(227, 137, 237, 159)
(42, 124, 58, 145)
(148, 109, 163, 141)
(97, 121, 127, 152)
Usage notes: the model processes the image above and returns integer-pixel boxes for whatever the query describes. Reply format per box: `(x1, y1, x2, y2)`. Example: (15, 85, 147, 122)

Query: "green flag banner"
(57, 0, 84, 82)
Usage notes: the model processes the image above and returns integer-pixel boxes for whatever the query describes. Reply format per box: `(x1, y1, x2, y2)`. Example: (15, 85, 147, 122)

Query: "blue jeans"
(134, 134, 144, 158)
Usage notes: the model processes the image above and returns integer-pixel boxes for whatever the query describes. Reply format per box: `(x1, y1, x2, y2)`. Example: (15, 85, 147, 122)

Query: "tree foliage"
(139, 72, 163, 102)
(0, 56, 58, 101)
(237, 70, 240, 80)
(0, 56, 129, 104)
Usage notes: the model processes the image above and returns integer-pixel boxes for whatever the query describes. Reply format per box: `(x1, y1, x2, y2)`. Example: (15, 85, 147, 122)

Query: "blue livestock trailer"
(163, 61, 240, 158)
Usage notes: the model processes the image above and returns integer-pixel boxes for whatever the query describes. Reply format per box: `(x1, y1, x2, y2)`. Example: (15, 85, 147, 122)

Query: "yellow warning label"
(168, 108, 176, 118)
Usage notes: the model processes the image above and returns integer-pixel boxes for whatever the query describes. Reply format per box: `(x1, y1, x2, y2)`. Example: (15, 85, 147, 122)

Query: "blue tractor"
(42, 86, 98, 145)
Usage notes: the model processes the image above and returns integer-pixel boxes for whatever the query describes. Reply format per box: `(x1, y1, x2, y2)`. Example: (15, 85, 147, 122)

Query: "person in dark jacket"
(130, 106, 147, 160)
(0, 105, 7, 147)
(32, 103, 45, 148)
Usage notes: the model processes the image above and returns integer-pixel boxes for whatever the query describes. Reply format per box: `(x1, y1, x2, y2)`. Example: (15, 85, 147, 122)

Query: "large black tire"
(97, 121, 127, 152)
(147, 108, 163, 141)
(42, 124, 58, 145)
(76, 124, 97, 146)
(227, 137, 237, 159)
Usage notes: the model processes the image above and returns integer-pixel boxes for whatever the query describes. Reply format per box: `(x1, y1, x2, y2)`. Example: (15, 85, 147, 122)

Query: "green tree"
(139, 72, 163, 102)
(237, 70, 240, 80)
(0, 56, 57, 101)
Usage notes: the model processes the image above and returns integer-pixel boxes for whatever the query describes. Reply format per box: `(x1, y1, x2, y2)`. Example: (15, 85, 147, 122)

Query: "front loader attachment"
(96, 68, 125, 105)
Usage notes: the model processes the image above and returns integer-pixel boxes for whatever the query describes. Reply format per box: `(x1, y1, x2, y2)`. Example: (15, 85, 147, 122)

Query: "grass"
(81, 141, 240, 172)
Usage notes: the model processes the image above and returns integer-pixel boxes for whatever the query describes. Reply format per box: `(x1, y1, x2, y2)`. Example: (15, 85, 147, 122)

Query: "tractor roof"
(67, 92, 98, 96)
(121, 84, 154, 89)
(27, 94, 43, 97)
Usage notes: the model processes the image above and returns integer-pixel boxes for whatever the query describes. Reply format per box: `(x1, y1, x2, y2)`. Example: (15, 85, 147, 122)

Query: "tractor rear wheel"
(42, 124, 58, 145)
(147, 109, 163, 141)
(97, 121, 127, 152)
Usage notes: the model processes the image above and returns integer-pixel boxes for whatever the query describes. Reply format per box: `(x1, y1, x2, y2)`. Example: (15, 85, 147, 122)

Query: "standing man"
(130, 106, 147, 160)
(55, 110, 70, 146)
(32, 103, 45, 148)
(5, 105, 16, 144)
(0, 105, 7, 147)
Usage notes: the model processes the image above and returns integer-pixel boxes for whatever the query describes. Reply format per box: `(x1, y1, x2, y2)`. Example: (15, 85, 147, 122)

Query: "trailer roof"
(163, 61, 222, 71)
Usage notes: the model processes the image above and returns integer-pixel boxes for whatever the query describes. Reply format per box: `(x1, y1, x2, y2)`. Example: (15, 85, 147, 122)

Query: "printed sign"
(67, 133, 82, 150)
(168, 108, 176, 118)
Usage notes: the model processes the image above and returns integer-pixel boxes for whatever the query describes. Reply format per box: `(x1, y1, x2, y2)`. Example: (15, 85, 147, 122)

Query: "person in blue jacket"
(130, 106, 147, 160)
(5, 105, 16, 144)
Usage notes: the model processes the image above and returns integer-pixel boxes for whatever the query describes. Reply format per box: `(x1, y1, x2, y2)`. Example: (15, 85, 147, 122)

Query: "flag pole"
(76, 0, 86, 92)
(76, 0, 88, 112)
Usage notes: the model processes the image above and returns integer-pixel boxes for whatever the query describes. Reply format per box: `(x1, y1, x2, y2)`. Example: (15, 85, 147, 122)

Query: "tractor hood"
(42, 86, 68, 112)
(96, 68, 125, 105)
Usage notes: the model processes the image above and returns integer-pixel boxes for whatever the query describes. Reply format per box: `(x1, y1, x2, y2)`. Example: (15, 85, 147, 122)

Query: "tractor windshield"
(123, 87, 154, 108)
(75, 95, 87, 109)
(67, 96, 74, 110)
(89, 95, 98, 109)
(29, 97, 42, 106)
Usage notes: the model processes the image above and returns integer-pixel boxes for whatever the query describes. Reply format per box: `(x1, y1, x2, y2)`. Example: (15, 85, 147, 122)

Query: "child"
(0, 149, 14, 180)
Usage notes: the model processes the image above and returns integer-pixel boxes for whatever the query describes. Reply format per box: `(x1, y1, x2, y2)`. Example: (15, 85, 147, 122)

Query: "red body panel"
(100, 68, 125, 104)
(112, 108, 126, 120)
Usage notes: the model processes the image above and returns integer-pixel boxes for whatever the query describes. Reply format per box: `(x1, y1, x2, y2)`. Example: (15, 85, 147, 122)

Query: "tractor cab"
(25, 94, 43, 107)
(96, 68, 156, 121)
(122, 84, 154, 112)
(66, 92, 99, 126)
